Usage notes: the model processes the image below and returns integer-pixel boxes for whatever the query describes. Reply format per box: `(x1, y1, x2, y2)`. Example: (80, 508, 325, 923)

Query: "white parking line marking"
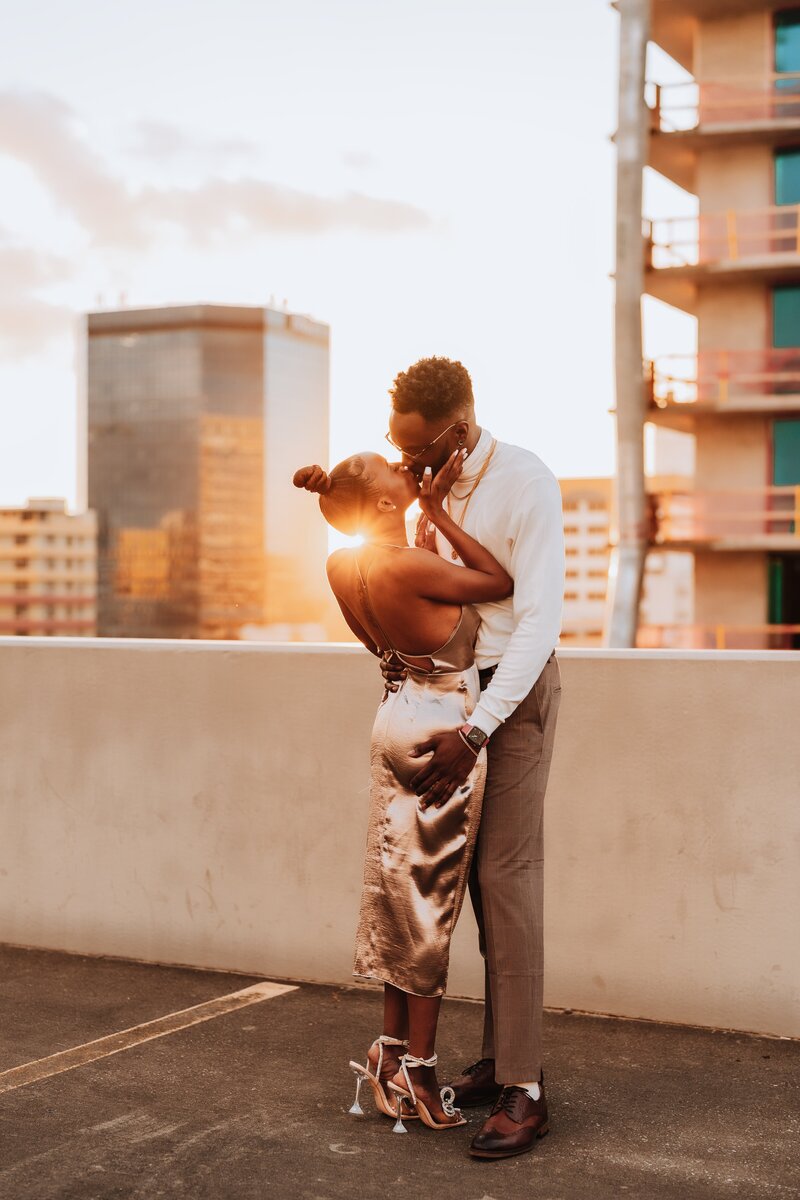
(0, 979, 297, 1095)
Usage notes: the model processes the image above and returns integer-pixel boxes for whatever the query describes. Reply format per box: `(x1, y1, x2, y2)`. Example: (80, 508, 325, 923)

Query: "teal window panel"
(768, 557, 784, 624)
(772, 286, 800, 348)
(775, 148, 800, 205)
(775, 9, 800, 76)
(772, 418, 800, 486)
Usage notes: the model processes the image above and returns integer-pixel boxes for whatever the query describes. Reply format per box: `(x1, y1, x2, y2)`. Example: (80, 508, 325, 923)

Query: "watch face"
(467, 728, 488, 749)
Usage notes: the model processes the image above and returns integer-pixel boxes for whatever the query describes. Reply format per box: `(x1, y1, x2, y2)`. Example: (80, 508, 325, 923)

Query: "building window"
(772, 286, 800, 349)
(775, 147, 800, 205)
(775, 9, 800, 76)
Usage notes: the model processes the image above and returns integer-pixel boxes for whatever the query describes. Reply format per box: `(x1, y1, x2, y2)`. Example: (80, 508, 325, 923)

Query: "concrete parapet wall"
(0, 639, 797, 1037)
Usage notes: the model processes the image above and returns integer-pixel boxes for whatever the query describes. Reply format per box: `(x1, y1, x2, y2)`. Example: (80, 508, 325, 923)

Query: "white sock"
(512, 1080, 541, 1100)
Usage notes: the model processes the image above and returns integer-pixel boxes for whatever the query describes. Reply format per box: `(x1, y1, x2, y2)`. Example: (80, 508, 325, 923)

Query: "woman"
(293, 448, 512, 1132)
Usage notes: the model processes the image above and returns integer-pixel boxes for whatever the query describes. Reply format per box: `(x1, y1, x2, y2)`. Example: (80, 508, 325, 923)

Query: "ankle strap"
(371, 1035, 408, 1080)
(398, 1051, 442, 1109)
(401, 1051, 437, 1068)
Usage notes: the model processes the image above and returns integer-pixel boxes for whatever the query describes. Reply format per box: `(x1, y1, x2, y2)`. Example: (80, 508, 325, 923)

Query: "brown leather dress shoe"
(447, 1057, 503, 1108)
(468, 1078, 549, 1159)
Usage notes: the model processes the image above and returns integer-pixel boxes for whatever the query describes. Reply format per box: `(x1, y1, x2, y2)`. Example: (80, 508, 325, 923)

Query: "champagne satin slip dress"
(351, 551, 487, 998)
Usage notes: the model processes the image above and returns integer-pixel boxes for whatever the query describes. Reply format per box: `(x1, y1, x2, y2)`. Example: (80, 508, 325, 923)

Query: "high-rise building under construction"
(610, 1, 800, 648)
(85, 304, 329, 639)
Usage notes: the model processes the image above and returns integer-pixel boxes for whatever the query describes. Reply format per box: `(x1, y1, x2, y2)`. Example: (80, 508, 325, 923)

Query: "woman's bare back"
(327, 546, 464, 671)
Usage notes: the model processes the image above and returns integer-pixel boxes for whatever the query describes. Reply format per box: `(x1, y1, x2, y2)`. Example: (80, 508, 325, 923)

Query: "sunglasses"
(384, 421, 463, 463)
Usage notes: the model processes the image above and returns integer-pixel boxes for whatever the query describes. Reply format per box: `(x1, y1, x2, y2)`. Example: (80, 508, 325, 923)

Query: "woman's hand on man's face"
(414, 512, 437, 551)
(417, 448, 467, 520)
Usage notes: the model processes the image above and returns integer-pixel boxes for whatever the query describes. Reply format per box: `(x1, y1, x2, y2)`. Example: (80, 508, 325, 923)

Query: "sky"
(0, 0, 693, 509)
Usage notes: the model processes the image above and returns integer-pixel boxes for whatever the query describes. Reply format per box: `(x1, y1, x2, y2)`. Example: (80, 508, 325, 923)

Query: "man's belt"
(479, 648, 556, 689)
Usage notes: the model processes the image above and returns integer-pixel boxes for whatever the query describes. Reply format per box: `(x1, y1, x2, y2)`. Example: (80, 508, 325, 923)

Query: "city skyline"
(1, 0, 621, 509)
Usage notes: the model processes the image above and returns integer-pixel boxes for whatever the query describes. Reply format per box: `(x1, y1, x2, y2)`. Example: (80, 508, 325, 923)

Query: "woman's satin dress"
(352, 598, 487, 998)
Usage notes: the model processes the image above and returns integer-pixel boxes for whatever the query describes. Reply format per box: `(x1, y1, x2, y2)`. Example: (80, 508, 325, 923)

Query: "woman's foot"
(367, 1037, 405, 1083)
(390, 1061, 458, 1124)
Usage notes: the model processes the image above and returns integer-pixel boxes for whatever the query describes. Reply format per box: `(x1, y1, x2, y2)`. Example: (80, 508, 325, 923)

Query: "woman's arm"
(403, 450, 513, 604)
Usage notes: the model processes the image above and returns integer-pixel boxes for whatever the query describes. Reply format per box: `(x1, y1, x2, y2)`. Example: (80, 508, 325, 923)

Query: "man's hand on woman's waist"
(410, 730, 483, 810)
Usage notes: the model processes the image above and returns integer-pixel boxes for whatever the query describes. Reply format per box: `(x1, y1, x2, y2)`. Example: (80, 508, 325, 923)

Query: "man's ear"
(455, 420, 469, 445)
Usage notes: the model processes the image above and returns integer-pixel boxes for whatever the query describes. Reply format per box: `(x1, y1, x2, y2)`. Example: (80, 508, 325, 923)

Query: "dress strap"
(354, 551, 396, 657)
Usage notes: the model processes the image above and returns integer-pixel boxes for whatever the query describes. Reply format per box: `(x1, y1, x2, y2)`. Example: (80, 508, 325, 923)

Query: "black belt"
(479, 648, 556, 689)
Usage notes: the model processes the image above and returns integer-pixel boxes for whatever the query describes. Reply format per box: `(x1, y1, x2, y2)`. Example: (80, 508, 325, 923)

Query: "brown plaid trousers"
(468, 649, 562, 1082)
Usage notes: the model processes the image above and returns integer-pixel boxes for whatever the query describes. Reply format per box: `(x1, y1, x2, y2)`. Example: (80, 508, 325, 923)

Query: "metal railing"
(650, 486, 800, 541)
(649, 73, 800, 132)
(645, 204, 800, 268)
(637, 623, 800, 649)
(646, 349, 800, 406)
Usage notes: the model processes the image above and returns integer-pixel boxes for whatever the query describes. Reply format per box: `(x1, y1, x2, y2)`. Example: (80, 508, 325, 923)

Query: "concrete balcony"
(649, 0, 778, 73)
(0, 636, 798, 1045)
(650, 485, 800, 549)
(644, 205, 800, 312)
(649, 75, 800, 192)
(645, 350, 800, 429)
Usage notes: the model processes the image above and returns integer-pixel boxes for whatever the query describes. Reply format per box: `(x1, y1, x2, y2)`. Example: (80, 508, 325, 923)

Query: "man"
(298, 356, 564, 1159)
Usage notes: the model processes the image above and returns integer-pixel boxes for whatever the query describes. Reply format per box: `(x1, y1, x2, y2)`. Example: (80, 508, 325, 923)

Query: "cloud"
(137, 178, 433, 241)
(0, 89, 436, 356)
(0, 89, 434, 249)
(0, 91, 146, 248)
(0, 235, 73, 358)
(126, 119, 257, 166)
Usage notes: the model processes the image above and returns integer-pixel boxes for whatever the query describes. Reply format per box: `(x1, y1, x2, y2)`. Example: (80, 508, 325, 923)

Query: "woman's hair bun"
(292, 466, 332, 494)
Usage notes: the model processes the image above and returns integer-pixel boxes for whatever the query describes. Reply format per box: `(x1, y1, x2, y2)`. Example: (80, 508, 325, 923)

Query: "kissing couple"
(293, 356, 565, 1160)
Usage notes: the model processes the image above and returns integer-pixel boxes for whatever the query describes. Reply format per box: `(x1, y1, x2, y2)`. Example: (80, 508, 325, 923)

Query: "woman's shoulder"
(326, 547, 356, 582)
(377, 546, 453, 588)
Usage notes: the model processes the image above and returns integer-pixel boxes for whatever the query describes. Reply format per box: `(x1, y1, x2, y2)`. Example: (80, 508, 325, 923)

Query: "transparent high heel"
(347, 1035, 420, 1120)
(386, 1051, 467, 1131)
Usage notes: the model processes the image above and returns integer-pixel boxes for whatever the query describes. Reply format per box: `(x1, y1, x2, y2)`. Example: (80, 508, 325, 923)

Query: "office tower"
(612, 0, 800, 648)
(86, 304, 329, 639)
(0, 499, 97, 636)
(560, 476, 692, 645)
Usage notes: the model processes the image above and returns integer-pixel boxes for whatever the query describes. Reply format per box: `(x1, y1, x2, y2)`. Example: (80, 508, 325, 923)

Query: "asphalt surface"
(0, 943, 798, 1200)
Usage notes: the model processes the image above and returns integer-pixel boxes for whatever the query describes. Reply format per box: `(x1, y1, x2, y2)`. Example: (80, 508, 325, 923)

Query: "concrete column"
(607, 0, 650, 647)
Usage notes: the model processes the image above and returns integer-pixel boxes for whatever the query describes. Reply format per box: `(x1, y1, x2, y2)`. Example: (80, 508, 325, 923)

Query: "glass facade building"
(86, 304, 330, 639)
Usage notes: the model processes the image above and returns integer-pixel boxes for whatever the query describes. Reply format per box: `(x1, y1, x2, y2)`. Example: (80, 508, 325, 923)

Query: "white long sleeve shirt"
(429, 427, 565, 738)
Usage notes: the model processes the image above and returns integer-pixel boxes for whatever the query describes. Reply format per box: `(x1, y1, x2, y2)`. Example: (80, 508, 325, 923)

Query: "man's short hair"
(390, 356, 474, 421)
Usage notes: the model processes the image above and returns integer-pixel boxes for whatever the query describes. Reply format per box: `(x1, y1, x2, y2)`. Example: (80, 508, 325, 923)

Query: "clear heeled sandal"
(348, 1035, 420, 1120)
(386, 1051, 467, 1132)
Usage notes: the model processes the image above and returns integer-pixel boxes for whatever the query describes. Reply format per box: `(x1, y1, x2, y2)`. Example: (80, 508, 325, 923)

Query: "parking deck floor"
(0, 944, 798, 1200)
